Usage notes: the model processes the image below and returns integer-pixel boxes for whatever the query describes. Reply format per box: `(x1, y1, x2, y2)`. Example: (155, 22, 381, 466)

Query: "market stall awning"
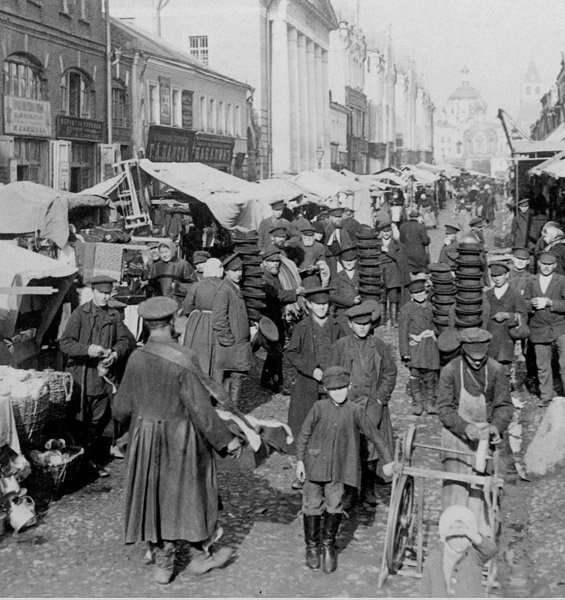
(416, 161, 442, 174)
(0, 241, 77, 345)
(81, 173, 126, 198)
(137, 159, 266, 231)
(401, 165, 439, 184)
(367, 171, 406, 186)
(291, 170, 356, 201)
(253, 178, 306, 202)
(529, 150, 565, 178)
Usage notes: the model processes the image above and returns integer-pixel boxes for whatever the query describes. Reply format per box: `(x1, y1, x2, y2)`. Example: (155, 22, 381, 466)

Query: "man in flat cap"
(329, 301, 397, 504)
(260, 246, 305, 394)
(324, 207, 354, 279)
(114, 297, 242, 584)
(293, 221, 329, 288)
(286, 286, 345, 475)
(379, 220, 411, 326)
(398, 279, 440, 415)
(437, 224, 460, 269)
(436, 327, 514, 529)
(484, 263, 527, 381)
(212, 253, 251, 408)
(399, 208, 431, 279)
(511, 196, 547, 252)
(60, 276, 135, 477)
(329, 246, 360, 324)
(257, 198, 299, 251)
(523, 251, 565, 407)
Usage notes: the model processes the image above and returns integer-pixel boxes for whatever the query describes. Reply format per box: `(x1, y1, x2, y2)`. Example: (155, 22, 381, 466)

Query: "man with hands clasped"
(523, 250, 565, 407)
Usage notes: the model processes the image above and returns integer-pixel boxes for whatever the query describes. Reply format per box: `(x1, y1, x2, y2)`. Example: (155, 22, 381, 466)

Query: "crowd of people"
(53, 178, 557, 594)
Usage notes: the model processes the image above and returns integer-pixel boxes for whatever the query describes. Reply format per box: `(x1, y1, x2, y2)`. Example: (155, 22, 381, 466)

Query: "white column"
(306, 38, 316, 170)
(322, 49, 330, 168)
(314, 45, 323, 159)
(297, 33, 308, 171)
(288, 27, 300, 173)
(271, 18, 291, 175)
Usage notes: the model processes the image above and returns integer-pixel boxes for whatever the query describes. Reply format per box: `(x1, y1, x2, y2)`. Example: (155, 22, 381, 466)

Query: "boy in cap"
(329, 246, 360, 323)
(287, 286, 344, 473)
(437, 327, 514, 528)
(295, 366, 393, 573)
(438, 224, 460, 268)
(212, 253, 251, 408)
(523, 250, 565, 407)
(422, 504, 496, 598)
(294, 221, 329, 288)
(484, 262, 527, 380)
(329, 301, 397, 504)
(114, 296, 242, 584)
(379, 221, 411, 326)
(60, 276, 135, 477)
(398, 279, 440, 415)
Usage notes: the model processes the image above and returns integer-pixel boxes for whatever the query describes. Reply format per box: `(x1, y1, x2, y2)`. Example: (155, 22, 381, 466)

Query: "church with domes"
(434, 67, 507, 175)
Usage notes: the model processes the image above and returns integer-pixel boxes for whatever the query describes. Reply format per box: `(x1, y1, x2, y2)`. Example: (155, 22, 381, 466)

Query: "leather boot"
(303, 514, 321, 569)
(409, 376, 424, 416)
(423, 372, 438, 415)
(389, 302, 399, 327)
(380, 301, 388, 327)
(322, 512, 342, 574)
(360, 464, 378, 505)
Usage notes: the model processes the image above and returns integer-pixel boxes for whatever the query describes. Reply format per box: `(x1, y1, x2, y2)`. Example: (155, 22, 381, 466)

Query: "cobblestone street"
(1, 206, 564, 597)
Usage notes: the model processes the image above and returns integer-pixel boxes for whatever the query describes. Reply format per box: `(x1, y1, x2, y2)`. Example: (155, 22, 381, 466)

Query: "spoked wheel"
(385, 474, 415, 574)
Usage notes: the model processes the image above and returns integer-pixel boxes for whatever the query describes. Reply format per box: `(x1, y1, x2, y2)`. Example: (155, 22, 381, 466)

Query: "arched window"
(61, 69, 95, 118)
(3, 53, 45, 99)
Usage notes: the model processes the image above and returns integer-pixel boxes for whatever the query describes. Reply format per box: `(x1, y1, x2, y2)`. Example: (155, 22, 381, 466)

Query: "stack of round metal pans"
(429, 262, 456, 331)
(356, 225, 383, 301)
(454, 242, 484, 328)
(232, 231, 266, 322)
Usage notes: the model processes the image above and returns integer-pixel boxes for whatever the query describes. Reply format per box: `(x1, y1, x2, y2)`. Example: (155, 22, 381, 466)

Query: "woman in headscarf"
(181, 258, 225, 375)
(147, 239, 195, 302)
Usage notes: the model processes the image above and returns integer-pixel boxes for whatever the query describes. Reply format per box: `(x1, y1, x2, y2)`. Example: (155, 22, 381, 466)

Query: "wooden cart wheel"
(402, 424, 417, 463)
(385, 474, 415, 574)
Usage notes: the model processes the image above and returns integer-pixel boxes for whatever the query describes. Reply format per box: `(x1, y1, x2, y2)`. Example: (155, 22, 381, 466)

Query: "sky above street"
(360, 0, 564, 119)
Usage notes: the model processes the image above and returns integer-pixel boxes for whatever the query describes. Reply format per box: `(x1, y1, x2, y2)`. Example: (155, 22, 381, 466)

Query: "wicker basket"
(31, 446, 85, 496)
(10, 390, 51, 445)
(43, 371, 74, 422)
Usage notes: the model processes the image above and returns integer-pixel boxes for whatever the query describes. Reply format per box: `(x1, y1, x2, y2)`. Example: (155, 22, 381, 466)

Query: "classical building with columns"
(111, 0, 338, 178)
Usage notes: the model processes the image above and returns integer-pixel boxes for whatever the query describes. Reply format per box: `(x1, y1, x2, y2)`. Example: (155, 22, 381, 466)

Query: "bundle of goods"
(232, 231, 267, 323)
(29, 440, 84, 498)
(429, 263, 456, 332)
(356, 225, 384, 301)
(0, 367, 74, 445)
(454, 242, 485, 329)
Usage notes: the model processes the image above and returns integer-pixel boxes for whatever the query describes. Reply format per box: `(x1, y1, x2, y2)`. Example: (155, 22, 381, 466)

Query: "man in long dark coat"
(329, 301, 397, 504)
(60, 275, 134, 477)
(329, 246, 360, 325)
(399, 209, 431, 275)
(212, 253, 251, 408)
(511, 197, 547, 253)
(379, 221, 411, 324)
(114, 297, 242, 584)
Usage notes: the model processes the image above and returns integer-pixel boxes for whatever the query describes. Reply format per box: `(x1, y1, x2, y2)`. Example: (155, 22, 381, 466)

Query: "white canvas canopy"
(0, 241, 77, 344)
(401, 165, 439, 184)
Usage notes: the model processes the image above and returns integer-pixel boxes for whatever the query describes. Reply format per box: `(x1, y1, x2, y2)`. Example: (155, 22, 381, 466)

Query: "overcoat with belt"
(211, 278, 251, 372)
(484, 286, 527, 362)
(286, 314, 343, 437)
(397, 299, 439, 369)
(522, 273, 565, 343)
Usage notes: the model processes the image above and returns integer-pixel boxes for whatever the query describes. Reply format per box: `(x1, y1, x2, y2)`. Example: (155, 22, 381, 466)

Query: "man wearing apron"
(436, 328, 514, 533)
(329, 301, 397, 505)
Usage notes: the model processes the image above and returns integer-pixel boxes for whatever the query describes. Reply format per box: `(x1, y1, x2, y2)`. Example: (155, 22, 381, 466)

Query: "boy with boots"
(295, 366, 393, 573)
(398, 279, 440, 416)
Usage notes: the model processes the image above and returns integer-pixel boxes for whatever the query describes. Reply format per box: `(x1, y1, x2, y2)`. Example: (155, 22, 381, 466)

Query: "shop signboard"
(56, 115, 104, 142)
(181, 90, 194, 130)
(194, 133, 234, 169)
(4, 96, 52, 137)
(145, 125, 196, 162)
(159, 77, 171, 126)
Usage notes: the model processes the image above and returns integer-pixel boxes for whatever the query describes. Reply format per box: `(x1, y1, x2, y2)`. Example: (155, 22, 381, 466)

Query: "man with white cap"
(436, 327, 514, 529)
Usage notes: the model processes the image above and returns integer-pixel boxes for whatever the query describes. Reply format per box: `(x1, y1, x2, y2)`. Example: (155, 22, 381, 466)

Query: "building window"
(148, 81, 159, 124)
(219, 101, 225, 134)
(70, 142, 94, 192)
(227, 104, 233, 135)
(14, 139, 46, 183)
(200, 96, 207, 131)
(188, 36, 209, 66)
(209, 98, 216, 132)
(78, 0, 87, 20)
(61, 69, 94, 118)
(234, 105, 241, 137)
(112, 82, 127, 129)
(4, 54, 45, 100)
(172, 88, 182, 127)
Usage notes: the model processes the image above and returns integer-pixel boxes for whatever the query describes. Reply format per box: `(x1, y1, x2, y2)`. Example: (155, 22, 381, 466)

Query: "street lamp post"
(316, 146, 325, 170)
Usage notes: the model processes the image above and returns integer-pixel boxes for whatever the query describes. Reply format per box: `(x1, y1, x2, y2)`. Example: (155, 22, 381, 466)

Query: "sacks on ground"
(524, 397, 565, 476)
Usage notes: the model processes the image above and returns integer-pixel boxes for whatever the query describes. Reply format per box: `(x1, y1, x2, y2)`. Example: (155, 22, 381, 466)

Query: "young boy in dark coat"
(295, 366, 393, 574)
(398, 279, 440, 415)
